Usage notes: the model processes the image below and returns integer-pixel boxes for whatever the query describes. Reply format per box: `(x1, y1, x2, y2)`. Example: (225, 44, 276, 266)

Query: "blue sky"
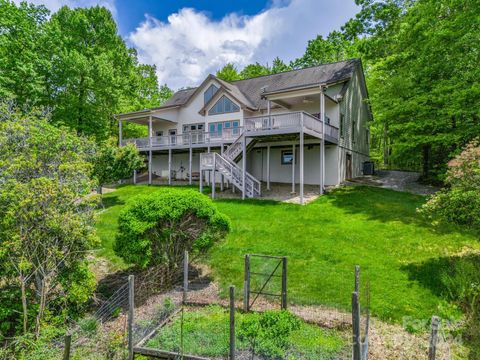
(116, 0, 275, 36)
(14, 0, 359, 89)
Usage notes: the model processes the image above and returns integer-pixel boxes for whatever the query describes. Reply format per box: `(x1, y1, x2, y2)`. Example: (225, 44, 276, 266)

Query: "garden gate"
(243, 254, 287, 311)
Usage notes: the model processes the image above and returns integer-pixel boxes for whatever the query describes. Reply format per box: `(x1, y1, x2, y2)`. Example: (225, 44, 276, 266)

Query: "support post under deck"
(189, 136, 192, 185)
(266, 145, 271, 191)
(291, 143, 295, 194)
(300, 114, 304, 205)
(242, 135, 246, 199)
(168, 148, 172, 185)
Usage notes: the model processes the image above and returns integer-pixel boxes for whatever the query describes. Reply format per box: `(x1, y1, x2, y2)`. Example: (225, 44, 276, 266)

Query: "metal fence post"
(63, 333, 71, 360)
(352, 291, 361, 360)
(128, 275, 135, 360)
(183, 251, 189, 304)
(229, 286, 236, 360)
(243, 255, 250, 312)
(355, 265, 360, 294)
(281, 257, 287, 310)
(428, 316, 440, 360)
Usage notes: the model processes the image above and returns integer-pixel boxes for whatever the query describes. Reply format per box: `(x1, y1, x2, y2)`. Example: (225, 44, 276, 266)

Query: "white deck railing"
(244, 111, 339, 139)
(200, 152, 261, 198)
(122, 112, 339, 149)
(121, 128, 242, 149)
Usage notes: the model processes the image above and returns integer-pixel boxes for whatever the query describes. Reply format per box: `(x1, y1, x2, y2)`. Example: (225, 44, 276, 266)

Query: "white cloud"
(12, 0, 116, 16)
(129, 0, 358, 89)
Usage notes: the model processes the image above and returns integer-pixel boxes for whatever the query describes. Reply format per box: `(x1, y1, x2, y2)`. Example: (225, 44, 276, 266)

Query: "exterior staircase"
(200, 132, 261, 198)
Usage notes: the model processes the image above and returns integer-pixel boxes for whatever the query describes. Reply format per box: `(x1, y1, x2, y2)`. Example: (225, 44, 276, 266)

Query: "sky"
(13, 0, 359, 90)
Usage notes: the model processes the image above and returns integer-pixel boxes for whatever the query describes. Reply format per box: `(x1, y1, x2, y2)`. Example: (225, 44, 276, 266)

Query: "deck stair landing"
(200, 132, 261, 198)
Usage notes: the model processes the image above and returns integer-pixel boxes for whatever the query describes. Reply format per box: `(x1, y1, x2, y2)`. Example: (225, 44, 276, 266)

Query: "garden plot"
(145, 305, 348, 360)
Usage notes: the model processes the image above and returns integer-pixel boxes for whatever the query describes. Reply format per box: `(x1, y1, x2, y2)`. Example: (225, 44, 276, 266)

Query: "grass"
(96, 185, 480, 325)
(146, 305, 345, 359)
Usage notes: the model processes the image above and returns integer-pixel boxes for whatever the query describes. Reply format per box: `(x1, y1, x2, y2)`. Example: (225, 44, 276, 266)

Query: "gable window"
(340, 114, 345, 138)
(208, 96, 240, 115)
(204, 84, 218, 105)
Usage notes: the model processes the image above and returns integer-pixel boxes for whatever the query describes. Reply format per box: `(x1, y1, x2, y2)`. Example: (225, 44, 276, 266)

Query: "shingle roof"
(162, 59, 359, 111)
(162, 87, 197, 107)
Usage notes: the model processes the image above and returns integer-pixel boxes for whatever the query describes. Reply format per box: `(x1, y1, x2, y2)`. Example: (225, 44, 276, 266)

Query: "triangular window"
(208, 96, 240, 115)
(204, 84, 219, 104)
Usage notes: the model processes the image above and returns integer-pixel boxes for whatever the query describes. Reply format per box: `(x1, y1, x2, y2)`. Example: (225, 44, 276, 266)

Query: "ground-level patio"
(127, 173, 323, 204)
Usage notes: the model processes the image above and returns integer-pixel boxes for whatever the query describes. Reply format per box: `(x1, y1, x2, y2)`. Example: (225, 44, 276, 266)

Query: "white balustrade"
(122, 112, 339, 150)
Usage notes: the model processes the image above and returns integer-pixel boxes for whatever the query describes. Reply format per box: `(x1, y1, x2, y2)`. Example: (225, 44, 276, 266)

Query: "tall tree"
(0, 0, 49, 105)
(291, 31, 359, 69)
(43, 6, 144, 140)
(216, 63, 241, 81)
(0, 103, 98, 337)
(367, 0, 480, 179)
(239, 62, 271, 79)
(271, 56, 291, 74)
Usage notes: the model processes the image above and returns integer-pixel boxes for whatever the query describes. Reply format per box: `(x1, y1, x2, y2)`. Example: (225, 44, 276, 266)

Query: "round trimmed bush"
(114, 188, 230, 268)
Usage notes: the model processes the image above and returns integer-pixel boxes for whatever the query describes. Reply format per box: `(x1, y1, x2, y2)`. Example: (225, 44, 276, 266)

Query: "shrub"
(239, 310, 301, 358)
(419, 138, 480, 227)
(114, 188, 230, 269)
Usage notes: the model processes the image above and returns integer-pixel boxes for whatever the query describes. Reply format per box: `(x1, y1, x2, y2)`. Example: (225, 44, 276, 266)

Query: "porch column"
(242, 135, 246, 200)
(291, 143, 295, 194)
(300, 114, 304, 205)
(118, 120, 123, 146)
(199, 167, 203, 193)
(220, 144, 224, 192)
(148, 115, 153, 147)
(207, 146, 211, 186)
(320, 87, 325, 195)
(266, 145, 271, 191)
(212, 154, 216, 199)
(148, 150, 152, 185)
(133, 170, 137, 184)
(168, 148, 172, 185)
(189, 135, 193, 185)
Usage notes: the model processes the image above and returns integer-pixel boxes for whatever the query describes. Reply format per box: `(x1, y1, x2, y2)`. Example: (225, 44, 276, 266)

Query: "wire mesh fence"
(130, 252, 371, 360)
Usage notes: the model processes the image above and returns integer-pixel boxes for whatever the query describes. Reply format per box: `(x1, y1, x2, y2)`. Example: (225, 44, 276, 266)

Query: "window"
(340, 114, 345, 138)
(204, 84, 218, 104)
(366, 129, 370, 146)
(156, 130, 164, 136)
(281, 150, 294, 165)
(209, 120, 240, 137)
(208, 96, 240, 115)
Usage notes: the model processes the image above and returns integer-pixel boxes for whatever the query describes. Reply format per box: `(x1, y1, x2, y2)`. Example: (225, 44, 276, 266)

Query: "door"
(169, 129, 177, 145)
(346, 153, 352, 179)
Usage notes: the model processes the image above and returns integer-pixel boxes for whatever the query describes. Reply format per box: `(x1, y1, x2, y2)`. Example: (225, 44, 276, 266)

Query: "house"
(116, 59, 371, 204)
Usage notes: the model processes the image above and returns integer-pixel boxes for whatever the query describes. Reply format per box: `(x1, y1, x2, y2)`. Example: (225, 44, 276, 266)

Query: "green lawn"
(96, 185, 480, 325)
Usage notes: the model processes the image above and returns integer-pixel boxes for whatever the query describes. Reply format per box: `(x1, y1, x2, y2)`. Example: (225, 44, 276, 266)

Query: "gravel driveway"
(346, 170, 439, 196)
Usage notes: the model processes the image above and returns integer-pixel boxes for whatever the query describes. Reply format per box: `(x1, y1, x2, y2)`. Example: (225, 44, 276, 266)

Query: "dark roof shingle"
(162, 59, 359, 110)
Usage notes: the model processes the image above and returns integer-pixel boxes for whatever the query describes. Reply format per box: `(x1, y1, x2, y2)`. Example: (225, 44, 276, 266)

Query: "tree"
(114, 188, 230, 270)
(0, 103, 98, 337)
(216, 63, 241, 81)
(291, 31, 359, 69)
(419, 138, 480, 227)
(271, 57, 290, 74)
(240, 62, 271, 79)
(0, 3, 168, 142)
(366, 0, 480, 179)
(0, 0, 49, 105)
(92, 138, 144, 194)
